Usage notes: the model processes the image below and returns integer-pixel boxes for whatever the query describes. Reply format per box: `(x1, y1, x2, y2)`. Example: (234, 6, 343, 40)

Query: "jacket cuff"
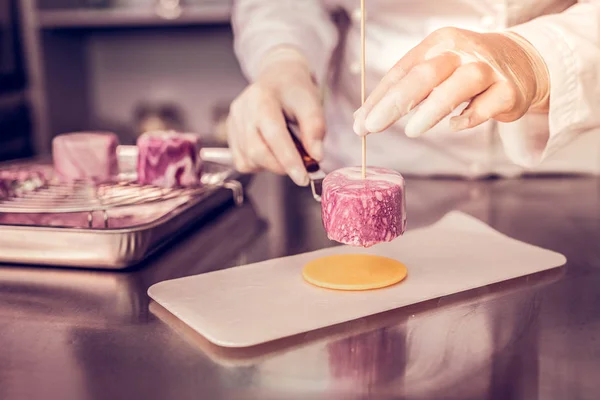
(497, 19, 579, 167)
(234, 33, 334, 87)
(255, 45, 312, 76)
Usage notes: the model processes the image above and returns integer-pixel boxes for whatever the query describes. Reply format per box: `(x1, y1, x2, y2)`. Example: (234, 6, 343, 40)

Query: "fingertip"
(289, 166, 310, 186)
(363, 114, 385, 134)
(404, 126, 422, 138)
(449, 117, 466, 132)
(353, 118, 369, 136)
(363, 93, 404, 133)
(301, 122, 327, 162)
(310, 140, 324, 161)
(449, 109, 474, 132)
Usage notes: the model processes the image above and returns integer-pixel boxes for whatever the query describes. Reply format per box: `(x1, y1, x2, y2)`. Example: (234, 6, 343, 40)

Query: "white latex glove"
(227, 46, 325, 186)
(353, 28, 550, 138)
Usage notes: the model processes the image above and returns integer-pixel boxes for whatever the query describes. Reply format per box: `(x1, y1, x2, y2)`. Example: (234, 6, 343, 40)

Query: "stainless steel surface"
(0, 152, 248, 268)
(200, 147, 234, 166)
(0, 177, 212, 214)
(1, 173, 599, 399)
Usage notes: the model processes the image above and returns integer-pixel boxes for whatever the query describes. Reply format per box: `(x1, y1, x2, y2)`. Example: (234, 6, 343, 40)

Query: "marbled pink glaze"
(0, 169, 47, 182)
(321, 166, 406, 247)
(0, 180, 10, 199)
(136, 131, 202, 188)
(0, 168, 48, 199)
(52, 132, 119, 182)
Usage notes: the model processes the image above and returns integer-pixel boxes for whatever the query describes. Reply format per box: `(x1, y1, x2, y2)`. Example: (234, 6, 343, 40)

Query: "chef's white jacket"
(232, 0, 600, 178)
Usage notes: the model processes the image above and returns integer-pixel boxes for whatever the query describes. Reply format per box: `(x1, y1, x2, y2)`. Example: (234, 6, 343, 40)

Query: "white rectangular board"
(148, 211, 566, 348)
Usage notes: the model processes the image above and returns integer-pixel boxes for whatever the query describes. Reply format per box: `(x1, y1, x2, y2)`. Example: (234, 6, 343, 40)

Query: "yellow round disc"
(302, 254, 408, 291)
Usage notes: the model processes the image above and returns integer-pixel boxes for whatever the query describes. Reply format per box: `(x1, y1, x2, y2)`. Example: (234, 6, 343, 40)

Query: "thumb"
(282, 84, 326, 161)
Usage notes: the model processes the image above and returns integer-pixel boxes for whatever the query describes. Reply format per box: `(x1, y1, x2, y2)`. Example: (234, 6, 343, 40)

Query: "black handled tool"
(286, 120, 325, 202)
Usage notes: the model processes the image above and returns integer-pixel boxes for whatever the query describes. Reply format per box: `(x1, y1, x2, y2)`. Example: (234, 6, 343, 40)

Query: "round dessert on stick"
(304, 1, 408, 293)
(321, 166, 407, 247)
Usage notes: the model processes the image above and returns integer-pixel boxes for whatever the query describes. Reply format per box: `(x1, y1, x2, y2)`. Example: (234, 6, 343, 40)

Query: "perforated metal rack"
(0, 161, 244, 228)
(0, 146, 250, 268)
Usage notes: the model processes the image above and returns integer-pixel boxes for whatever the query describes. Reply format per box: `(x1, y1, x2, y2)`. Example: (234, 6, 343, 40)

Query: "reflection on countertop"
(0, 198, 266, 326)
(0, 172, 599, 399)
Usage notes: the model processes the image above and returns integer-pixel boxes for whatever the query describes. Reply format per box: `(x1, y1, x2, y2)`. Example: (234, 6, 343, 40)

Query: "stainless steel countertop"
(1, 172, 599, 400)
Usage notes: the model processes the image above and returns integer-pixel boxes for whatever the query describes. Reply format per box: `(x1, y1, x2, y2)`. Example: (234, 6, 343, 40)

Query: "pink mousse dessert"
(321, 166, 406, 247)
(52, 132, 119, 182)
(136, 130, 202, 188)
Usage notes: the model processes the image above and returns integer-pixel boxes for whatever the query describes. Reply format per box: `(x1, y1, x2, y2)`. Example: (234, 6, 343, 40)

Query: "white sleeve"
(498, 1, 600, 167)
(231, 0, 339, 85)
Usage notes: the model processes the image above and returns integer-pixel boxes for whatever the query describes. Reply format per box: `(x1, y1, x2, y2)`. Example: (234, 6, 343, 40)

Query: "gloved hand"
(353, 27, 550, 138)
(226, 46, 325, 186)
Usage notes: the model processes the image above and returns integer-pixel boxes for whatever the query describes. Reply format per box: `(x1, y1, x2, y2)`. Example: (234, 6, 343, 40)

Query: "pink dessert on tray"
(52, 132, 119, 182)
(136, 130, 202, 188)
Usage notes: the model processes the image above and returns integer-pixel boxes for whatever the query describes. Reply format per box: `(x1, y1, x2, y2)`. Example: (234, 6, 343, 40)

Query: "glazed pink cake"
(52, 132, 119, 181)
(321, 166, 406, 247)
(136, 131, 202, 188)
(0, 168, 47, 199)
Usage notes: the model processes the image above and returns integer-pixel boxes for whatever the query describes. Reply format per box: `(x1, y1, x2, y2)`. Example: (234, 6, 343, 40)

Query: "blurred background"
(0, 0, 243, 162)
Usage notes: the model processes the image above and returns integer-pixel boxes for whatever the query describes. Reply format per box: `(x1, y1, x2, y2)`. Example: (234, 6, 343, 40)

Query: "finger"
(236, 102, 262, 171)
(280, 85, 326, 161)
(354, 39, 430, 118)
(246, 127, 286, 175)
(226, 115, 253, 173)
(352, 61, 409, 135)
(353, 33, 455, 135)
(449, 81, 520, 131)
(359, 51, 462, 135)
(404, 61, 497, 137)
(258, 98, 309, 186)
(227, 99, 256, 172)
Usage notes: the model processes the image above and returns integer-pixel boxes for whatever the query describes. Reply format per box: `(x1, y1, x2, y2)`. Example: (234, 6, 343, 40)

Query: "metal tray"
(0, 147, 250, 269)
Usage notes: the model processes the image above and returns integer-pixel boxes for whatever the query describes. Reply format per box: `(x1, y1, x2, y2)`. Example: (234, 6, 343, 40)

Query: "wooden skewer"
(360, 0, 367, 179)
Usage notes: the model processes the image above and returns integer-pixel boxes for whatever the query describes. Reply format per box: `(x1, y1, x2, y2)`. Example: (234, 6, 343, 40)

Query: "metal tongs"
(286, 121, 326, 202)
